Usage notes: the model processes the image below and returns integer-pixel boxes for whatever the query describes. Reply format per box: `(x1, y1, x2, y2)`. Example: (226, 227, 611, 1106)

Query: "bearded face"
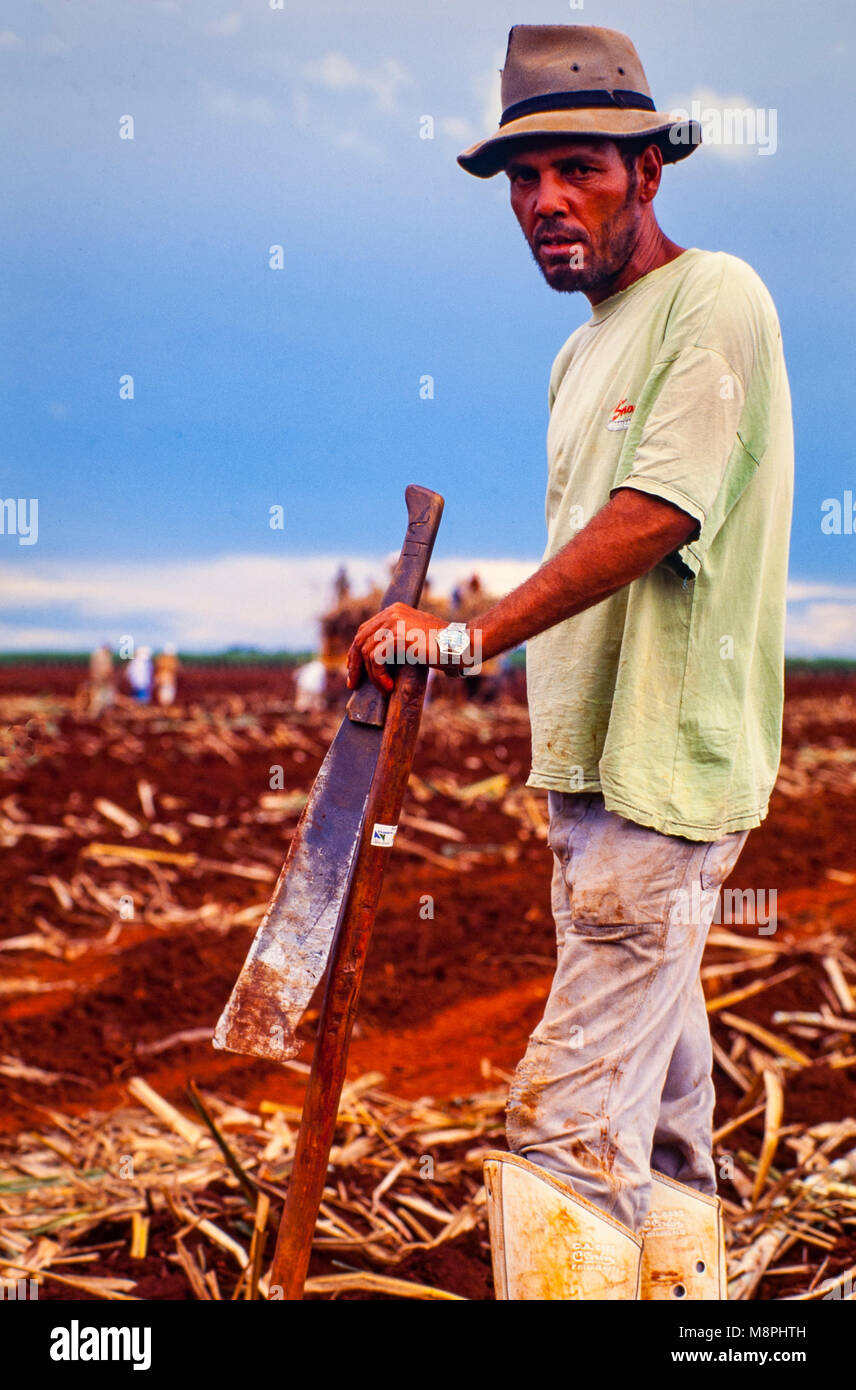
(505, 139, 650, 299)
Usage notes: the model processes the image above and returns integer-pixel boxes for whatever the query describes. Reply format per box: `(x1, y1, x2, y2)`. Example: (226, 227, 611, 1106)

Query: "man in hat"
(347, 24, 793, 1300)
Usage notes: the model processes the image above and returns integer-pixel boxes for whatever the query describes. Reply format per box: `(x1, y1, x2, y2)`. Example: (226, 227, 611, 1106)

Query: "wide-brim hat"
(458, 25, 701, 178)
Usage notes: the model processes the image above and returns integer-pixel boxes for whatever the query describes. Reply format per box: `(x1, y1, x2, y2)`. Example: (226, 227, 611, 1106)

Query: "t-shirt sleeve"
(610, 342, 756, 579)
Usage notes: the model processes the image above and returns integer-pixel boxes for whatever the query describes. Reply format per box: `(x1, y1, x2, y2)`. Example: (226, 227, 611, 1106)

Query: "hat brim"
(457, 108, 701, 178)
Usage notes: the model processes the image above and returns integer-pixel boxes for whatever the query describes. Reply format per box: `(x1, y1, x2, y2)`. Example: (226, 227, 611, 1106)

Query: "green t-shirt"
(525, 248, 794, 841)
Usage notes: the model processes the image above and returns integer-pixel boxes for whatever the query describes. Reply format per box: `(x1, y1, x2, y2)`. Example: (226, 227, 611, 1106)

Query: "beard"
(530, 173, 641, 296)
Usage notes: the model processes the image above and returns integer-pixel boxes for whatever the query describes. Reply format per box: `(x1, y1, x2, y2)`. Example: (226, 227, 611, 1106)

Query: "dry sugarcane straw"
(269, 658, 433, 1299)
(2, 1067, 854, 1300)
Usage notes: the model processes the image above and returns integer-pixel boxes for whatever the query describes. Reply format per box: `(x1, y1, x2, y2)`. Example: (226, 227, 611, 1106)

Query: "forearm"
(346, 487, 697, 693)
(473, 488, 697, 662)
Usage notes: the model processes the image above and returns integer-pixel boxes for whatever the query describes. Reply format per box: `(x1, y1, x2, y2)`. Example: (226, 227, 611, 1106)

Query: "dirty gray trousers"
(507, 791, 749, 1233)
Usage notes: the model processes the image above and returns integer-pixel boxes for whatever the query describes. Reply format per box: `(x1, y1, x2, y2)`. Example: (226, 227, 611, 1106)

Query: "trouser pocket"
(561, 807, 702, 936)
(699, 830, 750, 891)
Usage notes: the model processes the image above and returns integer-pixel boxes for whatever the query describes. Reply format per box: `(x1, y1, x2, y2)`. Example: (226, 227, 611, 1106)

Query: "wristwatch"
(435, 621, 470, 674)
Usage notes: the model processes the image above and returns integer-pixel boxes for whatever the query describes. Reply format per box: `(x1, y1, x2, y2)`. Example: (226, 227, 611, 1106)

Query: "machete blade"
(213, 483, 444, 1064)
(213, 713, 381, 1061)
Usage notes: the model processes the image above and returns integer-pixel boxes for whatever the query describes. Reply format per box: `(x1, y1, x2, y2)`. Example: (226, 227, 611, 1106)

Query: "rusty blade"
(212, 716, 381, 1061)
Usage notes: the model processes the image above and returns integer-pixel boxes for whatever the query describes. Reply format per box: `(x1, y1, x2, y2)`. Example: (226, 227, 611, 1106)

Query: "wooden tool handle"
(346, 484, 444, 727)
(270, 659, 430, 1298)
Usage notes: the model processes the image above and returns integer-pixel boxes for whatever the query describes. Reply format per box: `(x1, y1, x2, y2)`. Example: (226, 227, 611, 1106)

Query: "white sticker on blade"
(371, 822, 398, 847)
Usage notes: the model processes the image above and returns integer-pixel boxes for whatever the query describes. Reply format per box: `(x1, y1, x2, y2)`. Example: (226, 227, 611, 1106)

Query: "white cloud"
(206, 12, 243, 38)
(438, 116, 478, 145)
(476, 50, 505, 134)
(201, 83, 278, 126)
(437, 47, 507, 159)
(0, 553, 536, 652)
(0, 30, 23, 49)
(424, 556, 536, 598)
(0, 559, 852, 657)
(334, 128, 386, 162)
(38, 34, 68, 55)
(292, 90, 311, 132)
(427, 49, 503, 161)
(666, 86, 778, 161)
(0, 623, 99, 651)
(786, 597, 856, 657)
(787, 580, 856, 603)
(301, 52, 412, 114)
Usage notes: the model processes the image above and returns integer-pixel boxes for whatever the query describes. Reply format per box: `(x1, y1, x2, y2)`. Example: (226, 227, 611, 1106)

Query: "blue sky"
(2, 0, 854, 652)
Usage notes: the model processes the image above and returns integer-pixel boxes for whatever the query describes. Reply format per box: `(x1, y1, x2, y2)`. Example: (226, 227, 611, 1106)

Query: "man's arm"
(347, 488, 697, 693)
(474, 487, 697, 660)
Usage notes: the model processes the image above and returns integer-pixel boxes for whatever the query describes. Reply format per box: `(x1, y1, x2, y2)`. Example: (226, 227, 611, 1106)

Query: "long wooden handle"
(269, 659, 429, 1299)
(346, 484, 444, 727)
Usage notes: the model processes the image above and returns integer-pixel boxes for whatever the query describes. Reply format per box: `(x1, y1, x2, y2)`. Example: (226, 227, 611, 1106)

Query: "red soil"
(1, 663, 854, 1300)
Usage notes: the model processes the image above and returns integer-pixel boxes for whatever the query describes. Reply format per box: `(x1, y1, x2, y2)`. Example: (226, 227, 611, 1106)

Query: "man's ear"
(637, 144, 664, 203)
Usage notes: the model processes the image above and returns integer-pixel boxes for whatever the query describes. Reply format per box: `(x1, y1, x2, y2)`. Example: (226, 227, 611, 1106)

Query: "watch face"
(444, 630, 468, 656)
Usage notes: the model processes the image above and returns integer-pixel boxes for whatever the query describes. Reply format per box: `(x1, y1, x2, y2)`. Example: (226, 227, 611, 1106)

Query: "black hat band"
(499, 88, 657, 127)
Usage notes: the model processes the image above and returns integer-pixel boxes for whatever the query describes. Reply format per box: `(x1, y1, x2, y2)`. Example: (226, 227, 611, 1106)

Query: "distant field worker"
(126, 646, 153, 703)
(88, 643, 115, 717)
(294, 658, 326, 713)
(154, 644, 180, 707)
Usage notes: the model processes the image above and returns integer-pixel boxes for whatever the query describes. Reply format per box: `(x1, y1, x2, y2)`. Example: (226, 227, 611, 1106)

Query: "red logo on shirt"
(606, 397, 635, 431)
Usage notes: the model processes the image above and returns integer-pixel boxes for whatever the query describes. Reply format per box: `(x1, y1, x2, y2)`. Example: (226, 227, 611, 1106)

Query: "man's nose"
(532, 171, 570, 218)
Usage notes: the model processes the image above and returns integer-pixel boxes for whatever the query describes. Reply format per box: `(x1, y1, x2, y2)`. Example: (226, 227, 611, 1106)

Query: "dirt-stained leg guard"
(483, 1151, 642, 1300)
(640, 1170, 727, 1300)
